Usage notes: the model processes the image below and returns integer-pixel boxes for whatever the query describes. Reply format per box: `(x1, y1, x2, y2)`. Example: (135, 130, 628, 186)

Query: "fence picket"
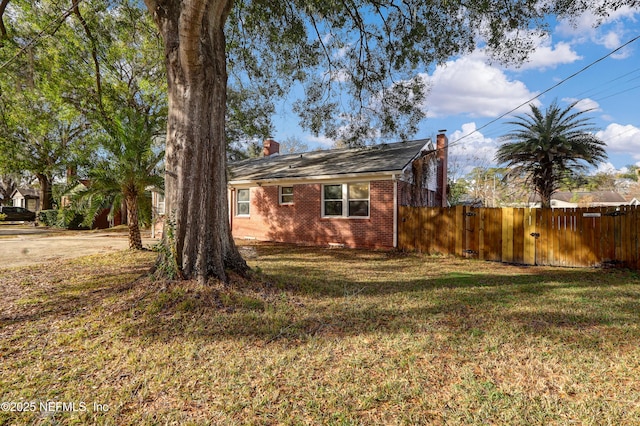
(398, 205, 640, 270)
(523, 208, 536, 265)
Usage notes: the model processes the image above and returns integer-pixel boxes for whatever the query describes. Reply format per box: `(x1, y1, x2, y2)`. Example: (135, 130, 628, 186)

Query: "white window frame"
(321, 182, 370, 218)
(279, 186, 294, 205)
(236, 188, 250, 216)
(156, 193, 166, 216)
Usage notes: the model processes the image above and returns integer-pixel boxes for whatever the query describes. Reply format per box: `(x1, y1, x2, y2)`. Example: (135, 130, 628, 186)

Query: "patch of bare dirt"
(0, 227, 156, 268)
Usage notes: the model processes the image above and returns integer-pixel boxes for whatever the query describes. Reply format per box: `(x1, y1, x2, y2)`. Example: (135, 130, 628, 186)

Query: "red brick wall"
(231, 180, 396, 248)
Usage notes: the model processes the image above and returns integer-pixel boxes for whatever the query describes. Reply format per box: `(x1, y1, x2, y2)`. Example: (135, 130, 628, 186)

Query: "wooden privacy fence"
(398, 205, 640, 269)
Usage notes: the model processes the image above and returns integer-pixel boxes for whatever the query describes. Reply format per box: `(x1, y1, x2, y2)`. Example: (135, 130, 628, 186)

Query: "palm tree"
(495, 100, 607, 208)
(75, 113, 164, 250)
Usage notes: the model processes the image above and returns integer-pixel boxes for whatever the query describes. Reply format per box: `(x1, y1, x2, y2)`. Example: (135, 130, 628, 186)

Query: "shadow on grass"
(123, 244, 640, 348)
(0, 257, 152, 327)
(2, 244, 639, 351)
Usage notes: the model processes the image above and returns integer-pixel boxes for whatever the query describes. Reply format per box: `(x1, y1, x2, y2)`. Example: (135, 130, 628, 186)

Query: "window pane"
(280, 186, 293, 204)
(348, 183, 369, 200)
(237, 202, 250, 215)
(324, 185, 342, 200)
(237, 189, 250, 201)
(349, 201, 369, 216)
(324, 201, 343, 216)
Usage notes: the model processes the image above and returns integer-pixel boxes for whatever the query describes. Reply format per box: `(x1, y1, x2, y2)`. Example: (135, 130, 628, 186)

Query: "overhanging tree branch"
(0, 0, 10, 46)
(72, 0, 107, 123)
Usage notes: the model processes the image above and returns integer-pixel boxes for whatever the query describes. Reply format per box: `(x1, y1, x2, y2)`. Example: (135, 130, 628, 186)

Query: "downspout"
(393, 174, 398, 248)
(436, 132, 448, 207)
(228, 188, 234, 229)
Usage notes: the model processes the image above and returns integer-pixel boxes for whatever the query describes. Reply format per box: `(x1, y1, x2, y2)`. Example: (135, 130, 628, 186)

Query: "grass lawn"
(1, 242, 639, 425)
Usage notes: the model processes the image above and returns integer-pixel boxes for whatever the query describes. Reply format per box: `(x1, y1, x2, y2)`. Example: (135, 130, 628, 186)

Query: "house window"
(280, 186, 293, 205)
(236, 189, 250, 216)
(348, 182, 369, 216)
(322, 183, 369, 217)
(156, 193, 165, 216)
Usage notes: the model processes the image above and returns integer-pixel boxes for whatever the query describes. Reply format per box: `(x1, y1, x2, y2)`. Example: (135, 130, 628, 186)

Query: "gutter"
(228, 171, 405, 187)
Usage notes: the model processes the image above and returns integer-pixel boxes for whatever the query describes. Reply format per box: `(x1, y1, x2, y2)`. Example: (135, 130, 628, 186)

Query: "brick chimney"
(263, 138, 280, 157)
(66, 166, 76, 183)
(436, 132, 448, 207)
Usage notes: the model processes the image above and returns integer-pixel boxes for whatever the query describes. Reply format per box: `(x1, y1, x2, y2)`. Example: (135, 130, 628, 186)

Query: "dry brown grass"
(1, 242, 639, 425)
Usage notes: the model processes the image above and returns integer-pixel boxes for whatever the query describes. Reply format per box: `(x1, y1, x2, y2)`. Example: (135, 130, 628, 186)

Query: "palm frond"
(495, 99, 607, 207)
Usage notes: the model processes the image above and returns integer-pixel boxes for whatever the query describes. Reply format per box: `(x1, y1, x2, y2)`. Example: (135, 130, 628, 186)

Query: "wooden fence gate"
(398, 205, 640, 269)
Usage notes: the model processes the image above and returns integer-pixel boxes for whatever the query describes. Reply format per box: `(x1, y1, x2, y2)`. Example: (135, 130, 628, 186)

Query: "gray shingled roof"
(553, 191, 627, 203)
(229, 139, 432, 182)
(11, 187, 39, 198)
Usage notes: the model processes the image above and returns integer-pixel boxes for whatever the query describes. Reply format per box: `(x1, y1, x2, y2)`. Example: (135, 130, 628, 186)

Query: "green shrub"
(0, 213, 6, 221)
(57, 209, 88, 230)
(38, 210, 58, 226)
(38, 208, 88, 229)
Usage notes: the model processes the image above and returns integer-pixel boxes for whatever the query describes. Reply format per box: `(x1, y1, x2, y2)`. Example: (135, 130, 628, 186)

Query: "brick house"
(227, 135, 448, 249)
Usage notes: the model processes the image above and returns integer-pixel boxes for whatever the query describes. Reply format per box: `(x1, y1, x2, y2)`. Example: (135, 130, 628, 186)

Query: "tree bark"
(36, 173, 53, 210)
(144, 0, 247, 283)
(125, 194, 143, 250)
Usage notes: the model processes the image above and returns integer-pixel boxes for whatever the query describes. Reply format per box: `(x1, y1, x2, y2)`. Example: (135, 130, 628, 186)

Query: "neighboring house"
(62, 180, 124, 229)
(226, 135, 448, 249)
(150, 188, 165, 238)
(11, 187, 40, 212)
(528, 191, 630, 208)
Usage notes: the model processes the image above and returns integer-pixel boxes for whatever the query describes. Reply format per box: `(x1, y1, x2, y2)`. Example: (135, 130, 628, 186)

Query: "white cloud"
(423, 55, 539, 118)
(506, 35, 582, 71)
(447, 123, 499, 176)
(304, 133, 334, 148)
(597, 27, 634, 59)
(596, 123, 640, 160)
(562, 97, 601, 112)
(593, 161, 618, 175)
(599, 30, 623, 50)
(555, 6, 639, 56)
(475, 30, 581, 70)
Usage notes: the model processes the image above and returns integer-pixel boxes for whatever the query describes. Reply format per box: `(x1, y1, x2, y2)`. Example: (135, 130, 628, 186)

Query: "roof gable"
(229, 139, 433, 183)
(11, 187, 39, 198)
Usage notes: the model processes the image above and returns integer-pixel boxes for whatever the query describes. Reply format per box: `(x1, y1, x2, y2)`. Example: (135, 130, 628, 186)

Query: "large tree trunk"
(125, 194, 143, 250)
(35, 173, 53, 210)
(537, 164, 554, 209)
(144, 0, 247, 283)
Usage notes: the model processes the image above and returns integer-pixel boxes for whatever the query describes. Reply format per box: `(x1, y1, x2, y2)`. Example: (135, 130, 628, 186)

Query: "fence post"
(455, 205, 464, 257)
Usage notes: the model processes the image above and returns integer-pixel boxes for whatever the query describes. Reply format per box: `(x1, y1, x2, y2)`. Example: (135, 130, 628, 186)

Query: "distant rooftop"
(229, 139, 432, 183)
(12, 187, 39, 198)
(553, 191, 627, 203)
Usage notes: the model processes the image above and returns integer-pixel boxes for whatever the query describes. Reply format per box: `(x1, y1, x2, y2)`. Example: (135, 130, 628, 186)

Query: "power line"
(573, 66, 640, 101)
(448, 33, 640, 149)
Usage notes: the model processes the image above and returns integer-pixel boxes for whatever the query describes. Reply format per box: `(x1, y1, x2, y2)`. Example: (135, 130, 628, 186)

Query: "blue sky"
(271, 6, 640, 177)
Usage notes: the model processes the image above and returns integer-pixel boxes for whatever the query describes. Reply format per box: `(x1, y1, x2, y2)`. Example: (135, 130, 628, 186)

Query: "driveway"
(0, 226, 157, 268)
